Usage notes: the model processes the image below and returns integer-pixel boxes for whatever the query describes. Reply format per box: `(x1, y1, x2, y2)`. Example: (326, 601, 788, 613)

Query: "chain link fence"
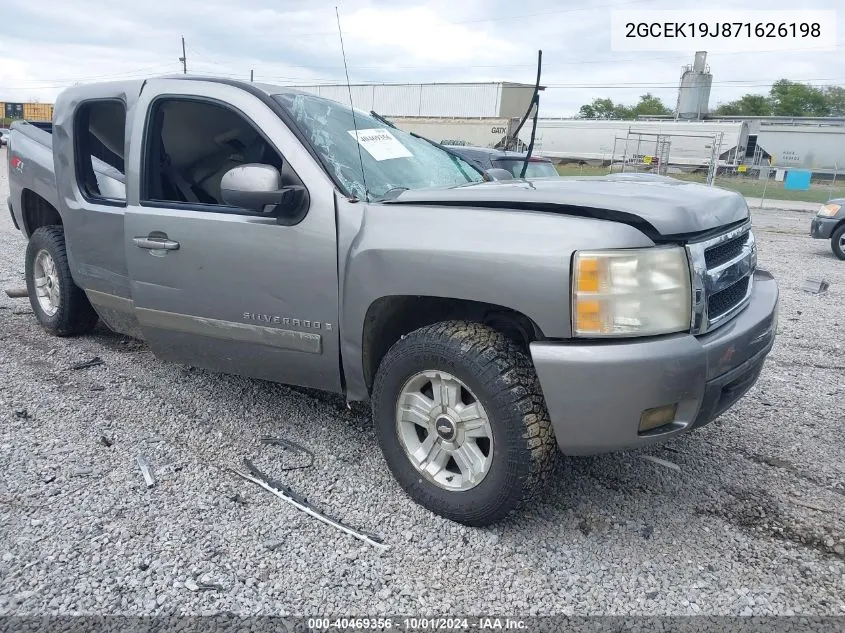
(557, 161, 844, 205)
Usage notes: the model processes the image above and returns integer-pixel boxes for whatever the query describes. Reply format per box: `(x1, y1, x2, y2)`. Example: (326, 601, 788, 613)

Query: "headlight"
(817, 203, 841, 217)
(572, 247, 691, 337)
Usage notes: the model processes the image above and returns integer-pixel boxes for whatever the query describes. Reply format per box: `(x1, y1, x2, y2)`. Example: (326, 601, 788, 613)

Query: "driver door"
(122, 80, 342, 392)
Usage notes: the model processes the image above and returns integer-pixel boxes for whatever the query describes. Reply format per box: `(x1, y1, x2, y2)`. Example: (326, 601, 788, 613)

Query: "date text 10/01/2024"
(307, 618, 527, 630)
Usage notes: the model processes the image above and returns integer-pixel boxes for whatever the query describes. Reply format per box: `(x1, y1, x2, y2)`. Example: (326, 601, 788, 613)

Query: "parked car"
(811, 199, 845, 260)
(0, 128, 10, 146)
(7, 78, 778, 525)
(443, 144, 560, 178)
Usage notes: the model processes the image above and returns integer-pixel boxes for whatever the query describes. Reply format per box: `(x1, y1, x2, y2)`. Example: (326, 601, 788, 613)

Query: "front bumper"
(530, 269, 778, 456)
(811, 216, 840, 240)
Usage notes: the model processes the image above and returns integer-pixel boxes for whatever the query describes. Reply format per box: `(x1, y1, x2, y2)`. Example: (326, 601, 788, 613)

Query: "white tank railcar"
(519, 119, 749, 168)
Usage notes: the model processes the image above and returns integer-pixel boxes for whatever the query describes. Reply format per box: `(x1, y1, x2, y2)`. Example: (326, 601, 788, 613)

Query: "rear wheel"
(831, 224, 845, 260)
(372, 321, 556, 525)
(25, 226, 99, 336)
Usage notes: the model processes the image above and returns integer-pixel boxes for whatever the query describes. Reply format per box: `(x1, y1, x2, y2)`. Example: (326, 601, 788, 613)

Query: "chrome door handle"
(133, 236, 180, 250)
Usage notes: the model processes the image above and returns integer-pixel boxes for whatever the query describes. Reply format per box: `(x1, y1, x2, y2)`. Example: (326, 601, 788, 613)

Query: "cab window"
(74, 100, 127, 203)
(141, 98, 287, 208)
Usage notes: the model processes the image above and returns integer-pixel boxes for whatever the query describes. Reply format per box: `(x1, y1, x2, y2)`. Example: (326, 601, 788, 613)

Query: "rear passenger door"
(122, 80, 342, 393)
(52, 88, 138, 336)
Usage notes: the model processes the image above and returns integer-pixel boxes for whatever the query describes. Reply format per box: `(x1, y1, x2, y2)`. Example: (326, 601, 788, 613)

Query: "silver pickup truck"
(6, 77, 778, 525)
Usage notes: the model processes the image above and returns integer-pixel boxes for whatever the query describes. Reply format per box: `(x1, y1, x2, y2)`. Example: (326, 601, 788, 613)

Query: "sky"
(0, 0, 843, 117)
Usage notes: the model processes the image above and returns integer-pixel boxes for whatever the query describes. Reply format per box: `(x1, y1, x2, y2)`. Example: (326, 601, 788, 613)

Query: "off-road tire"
(372, 321, 556, 526)
(25, 226, 99, 336)
(831, 224, 845, 260)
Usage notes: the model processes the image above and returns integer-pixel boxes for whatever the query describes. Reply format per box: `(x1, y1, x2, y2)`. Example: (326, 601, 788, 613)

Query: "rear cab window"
(73, 100, 127, 203)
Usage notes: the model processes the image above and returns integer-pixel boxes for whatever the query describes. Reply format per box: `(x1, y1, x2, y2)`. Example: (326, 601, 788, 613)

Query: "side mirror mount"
(482, 168, 515, 182)
(220, 163, 306, 217)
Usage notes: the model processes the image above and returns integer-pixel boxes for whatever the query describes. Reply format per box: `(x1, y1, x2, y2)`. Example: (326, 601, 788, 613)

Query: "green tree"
(712, 94, 773, 116)
(578, 97, 630, 119)
(823, 86, 845, 116)
(578, 79, 845, 119)
(630, 93, 672, 117)
(768, 79, 829, 116)
(578, 94, 670, 119)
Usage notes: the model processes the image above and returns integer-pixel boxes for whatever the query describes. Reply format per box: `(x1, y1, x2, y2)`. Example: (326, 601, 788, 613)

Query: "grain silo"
(676, 51, 713, 120)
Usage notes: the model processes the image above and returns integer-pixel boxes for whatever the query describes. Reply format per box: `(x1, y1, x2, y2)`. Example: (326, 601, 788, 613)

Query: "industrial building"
(283, 81, 541, 119)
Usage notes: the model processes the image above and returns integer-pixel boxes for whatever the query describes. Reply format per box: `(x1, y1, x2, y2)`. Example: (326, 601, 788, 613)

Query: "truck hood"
(385, 174, 749, 240)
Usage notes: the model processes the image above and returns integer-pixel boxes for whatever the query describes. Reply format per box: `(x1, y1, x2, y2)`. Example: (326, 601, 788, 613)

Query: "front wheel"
(372, 321, 556, 526)
(831, 224, 845, 260)
(25, 226, 99, 336)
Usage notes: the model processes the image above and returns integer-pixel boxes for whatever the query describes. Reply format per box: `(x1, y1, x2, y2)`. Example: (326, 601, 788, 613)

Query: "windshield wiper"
(373, 187, 409, 201)
(370, 110, 481, 182)
(369, 110, 398, 129)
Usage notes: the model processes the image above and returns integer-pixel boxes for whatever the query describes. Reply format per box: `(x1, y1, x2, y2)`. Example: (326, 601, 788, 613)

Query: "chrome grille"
(708, 277, 750, 319)
(705, 233, 748, 268)
(687, 222, 756, 335)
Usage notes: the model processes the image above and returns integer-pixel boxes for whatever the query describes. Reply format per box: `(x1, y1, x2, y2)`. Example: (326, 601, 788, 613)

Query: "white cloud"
(341, 6, 516, 65)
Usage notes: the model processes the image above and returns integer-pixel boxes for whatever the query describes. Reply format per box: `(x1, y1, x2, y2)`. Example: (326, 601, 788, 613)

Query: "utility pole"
(179, 36, 187, 74)
(250, 69, 254, 82)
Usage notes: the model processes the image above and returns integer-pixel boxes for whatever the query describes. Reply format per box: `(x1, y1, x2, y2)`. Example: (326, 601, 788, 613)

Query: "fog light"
(638, 404, 678, 433)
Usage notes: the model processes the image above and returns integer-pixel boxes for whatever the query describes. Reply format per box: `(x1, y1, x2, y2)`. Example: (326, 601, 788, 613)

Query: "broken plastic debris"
(231, 459, 387, 550)
(135, 454, 156, 488)
(640, 455, 681, 472)
(70, 356, 104, 370)
(801, 278, 829, 294)
(259, 436, 315, 471)
(3, 287, 28, 298)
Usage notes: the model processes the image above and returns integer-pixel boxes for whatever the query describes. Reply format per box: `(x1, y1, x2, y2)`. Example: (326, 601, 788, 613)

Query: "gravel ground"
(1, 146, 844, 616)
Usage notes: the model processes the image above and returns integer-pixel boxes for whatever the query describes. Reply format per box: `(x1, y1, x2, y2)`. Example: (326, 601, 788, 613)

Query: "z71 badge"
(242, 312, 331, 330)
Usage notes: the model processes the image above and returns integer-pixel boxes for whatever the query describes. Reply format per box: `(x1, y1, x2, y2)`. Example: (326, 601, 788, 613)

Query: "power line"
(187, 46, 232, 70)
(294, 45, 845, 71)
(6, 63, 182, 86)
(6, 75, 841, 94)
(7, 35, 844, 91)
(6, 31, 845, 94)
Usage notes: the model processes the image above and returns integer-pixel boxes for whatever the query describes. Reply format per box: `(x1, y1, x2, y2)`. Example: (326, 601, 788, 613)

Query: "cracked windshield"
(274, 92, 482, 201)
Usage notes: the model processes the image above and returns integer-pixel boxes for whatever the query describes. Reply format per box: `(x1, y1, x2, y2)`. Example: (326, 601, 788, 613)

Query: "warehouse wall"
(498, 85, 536, 119)
(284, 83, 507, 117)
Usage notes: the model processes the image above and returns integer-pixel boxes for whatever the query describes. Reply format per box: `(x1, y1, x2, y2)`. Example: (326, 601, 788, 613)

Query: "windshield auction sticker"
(610, 10, 836, 52)
(349, 128, 413, 161)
